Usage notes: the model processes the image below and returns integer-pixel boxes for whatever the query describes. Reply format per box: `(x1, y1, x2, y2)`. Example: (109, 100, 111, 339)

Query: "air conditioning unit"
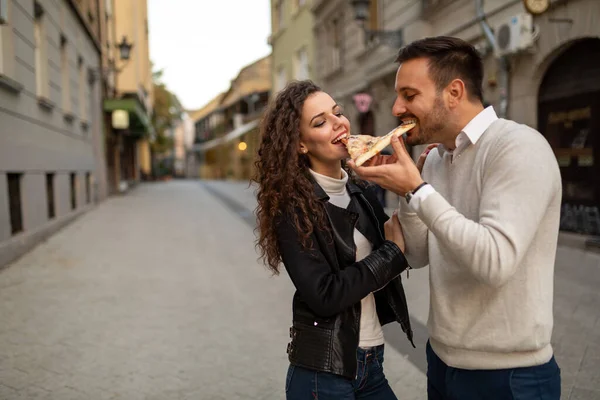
(494, 13, 535, 57)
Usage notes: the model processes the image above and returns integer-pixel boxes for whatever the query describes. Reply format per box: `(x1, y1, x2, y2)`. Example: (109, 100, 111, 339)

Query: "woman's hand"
(416, 143, 439, 173)
(384, 210, 405, 252)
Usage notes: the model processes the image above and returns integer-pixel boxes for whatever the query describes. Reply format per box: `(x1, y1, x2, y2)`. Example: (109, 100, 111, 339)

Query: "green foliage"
(150, 62, 180, 154)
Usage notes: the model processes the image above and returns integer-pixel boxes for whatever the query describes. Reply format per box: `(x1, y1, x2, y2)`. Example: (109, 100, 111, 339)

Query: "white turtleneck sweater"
(310, 169, 384, 348)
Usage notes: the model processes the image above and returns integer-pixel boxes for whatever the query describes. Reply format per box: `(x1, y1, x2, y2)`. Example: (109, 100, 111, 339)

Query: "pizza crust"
(346, 121, 416, 167)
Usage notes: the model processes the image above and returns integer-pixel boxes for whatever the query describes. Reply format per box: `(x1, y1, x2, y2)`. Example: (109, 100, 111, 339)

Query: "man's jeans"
(285, 344, 397, 400)
(427, 341, 561, 399)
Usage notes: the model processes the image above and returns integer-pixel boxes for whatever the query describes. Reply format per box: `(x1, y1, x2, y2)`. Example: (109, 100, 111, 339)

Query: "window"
(7, 173, 23, 235)
(0, 0, 7, 23)
(366, 0, 382, 43)
(60, 35, 71, 114)
(70, 173, 77, 210)
(292, 0, 305, 14)
(274, 0, 284, 31)
(294, 47, 309, 80)
(330, 18, 343, 72)
(369, 0, 380, 32)
(46, 173, 55, 219)
(78, 57, 87, 123)
(0, 0, 16, 80)
(85, 172, 91, 204)
(276, 67, 286, 92)
(34, 2, 49, 99)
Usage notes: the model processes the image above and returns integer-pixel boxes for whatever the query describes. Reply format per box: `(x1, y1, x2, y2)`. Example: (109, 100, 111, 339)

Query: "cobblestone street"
(0, 181, 599, 399)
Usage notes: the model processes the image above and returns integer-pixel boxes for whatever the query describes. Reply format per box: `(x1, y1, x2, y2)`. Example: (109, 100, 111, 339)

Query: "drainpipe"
(476, 0, 509, 118)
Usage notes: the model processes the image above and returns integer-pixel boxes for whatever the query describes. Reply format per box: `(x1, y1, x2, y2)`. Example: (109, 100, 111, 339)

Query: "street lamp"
(88, 35, 134, 84)
(351, 0, 404, 48)
(117, 35, 133, 61)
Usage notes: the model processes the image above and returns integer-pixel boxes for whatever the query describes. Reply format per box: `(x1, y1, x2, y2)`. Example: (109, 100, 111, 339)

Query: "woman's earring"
(301, 148, 308, 154)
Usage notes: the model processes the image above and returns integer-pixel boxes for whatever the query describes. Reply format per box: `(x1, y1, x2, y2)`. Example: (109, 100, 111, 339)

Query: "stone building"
(312, 0, 599, 236)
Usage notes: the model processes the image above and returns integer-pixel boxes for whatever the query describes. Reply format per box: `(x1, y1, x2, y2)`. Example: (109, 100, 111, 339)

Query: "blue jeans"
(285, 344, 397, 400)
(426, 341, 561, 399)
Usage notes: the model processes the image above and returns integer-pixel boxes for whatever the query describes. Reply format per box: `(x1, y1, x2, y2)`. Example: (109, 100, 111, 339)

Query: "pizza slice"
(342, 120, 416, 166)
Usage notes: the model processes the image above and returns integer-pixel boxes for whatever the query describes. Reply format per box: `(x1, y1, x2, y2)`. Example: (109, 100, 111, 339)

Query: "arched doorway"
(538, 38, 600, 236)
(358, 110, 375, 136)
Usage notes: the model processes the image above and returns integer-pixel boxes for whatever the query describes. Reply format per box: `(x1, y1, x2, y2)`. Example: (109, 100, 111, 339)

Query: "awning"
(104, 98, 155, 137)
(191, 119, 259, 153)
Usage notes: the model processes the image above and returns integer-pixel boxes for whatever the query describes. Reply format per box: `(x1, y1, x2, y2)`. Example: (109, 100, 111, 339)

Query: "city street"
(0, 181, 599, 399)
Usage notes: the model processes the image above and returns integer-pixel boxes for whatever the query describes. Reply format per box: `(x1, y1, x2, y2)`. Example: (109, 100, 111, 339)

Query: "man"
(349, 36, 562, 399)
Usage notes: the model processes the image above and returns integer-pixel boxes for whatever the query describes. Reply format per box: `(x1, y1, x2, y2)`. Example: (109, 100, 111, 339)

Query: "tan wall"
(113, 0, 152, 108)
(137, 139, 151, 175)
(270, 0, 316, 91)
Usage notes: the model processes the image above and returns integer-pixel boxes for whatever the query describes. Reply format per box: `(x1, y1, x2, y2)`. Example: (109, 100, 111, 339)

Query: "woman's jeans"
(285, 344, 397, 400)
(426, 340, 561, 400)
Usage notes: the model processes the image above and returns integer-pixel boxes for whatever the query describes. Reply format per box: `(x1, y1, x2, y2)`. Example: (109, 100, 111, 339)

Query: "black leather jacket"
(276, 179, 414, 379)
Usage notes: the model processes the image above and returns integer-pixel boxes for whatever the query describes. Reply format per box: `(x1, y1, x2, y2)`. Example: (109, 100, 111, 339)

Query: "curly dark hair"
(252, 80, 355, 274)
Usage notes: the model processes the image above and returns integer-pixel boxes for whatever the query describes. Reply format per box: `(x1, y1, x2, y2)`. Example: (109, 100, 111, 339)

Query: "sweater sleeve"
(397, 199, 429, 269)
(415, 128, 561, 288)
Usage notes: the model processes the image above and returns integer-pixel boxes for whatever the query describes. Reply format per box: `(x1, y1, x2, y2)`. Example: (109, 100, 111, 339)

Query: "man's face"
(392, 58, 451, 146)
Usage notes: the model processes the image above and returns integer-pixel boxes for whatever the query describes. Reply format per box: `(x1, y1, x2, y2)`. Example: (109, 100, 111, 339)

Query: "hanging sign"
(353, 93, 373, 113)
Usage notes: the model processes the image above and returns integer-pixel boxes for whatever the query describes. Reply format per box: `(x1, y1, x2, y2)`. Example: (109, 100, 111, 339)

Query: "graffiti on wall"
(560, 203, 600, 236)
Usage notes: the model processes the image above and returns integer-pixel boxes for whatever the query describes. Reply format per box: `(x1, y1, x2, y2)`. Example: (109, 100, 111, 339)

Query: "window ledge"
(64, 112, 76, 124)
(37, 96, 55, 112)
(356, 39, 382, 61)
(0, 74, 23, 94)
(323, 65, 344, 81)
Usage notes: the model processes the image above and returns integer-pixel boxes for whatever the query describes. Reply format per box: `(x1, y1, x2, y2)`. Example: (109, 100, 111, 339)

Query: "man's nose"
(392, 97, 407, 117)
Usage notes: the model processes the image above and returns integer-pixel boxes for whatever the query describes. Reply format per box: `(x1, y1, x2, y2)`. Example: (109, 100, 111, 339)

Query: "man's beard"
(412, 96, 449, 146)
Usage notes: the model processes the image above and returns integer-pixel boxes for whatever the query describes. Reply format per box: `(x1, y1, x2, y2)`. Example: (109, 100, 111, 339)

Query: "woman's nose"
(332, 115, 342, 129)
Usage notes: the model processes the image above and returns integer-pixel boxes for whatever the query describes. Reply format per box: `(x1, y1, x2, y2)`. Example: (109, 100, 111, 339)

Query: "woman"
(253, 80, 414, 400)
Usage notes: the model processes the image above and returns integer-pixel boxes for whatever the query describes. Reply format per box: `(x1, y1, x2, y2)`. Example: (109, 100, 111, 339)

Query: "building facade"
(192, 56, 271, 181)
(270, 0, 316, 92)
(0, 0, 106, 267)
(102, 0, 154, 193)
(312, 0, 600, 237)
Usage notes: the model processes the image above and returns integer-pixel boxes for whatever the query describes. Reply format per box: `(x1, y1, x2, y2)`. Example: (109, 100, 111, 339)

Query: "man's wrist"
(404, 180, 426, 197)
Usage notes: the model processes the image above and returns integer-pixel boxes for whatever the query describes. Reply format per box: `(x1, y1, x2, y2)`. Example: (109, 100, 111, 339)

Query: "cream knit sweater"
(399, 118, 562, 369)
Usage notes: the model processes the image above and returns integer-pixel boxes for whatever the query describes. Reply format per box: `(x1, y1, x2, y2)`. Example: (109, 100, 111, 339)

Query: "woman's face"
(299, 91, 351, 170)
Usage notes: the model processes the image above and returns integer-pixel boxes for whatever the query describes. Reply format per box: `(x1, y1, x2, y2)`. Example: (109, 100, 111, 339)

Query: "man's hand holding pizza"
(348, 134, 423, 196)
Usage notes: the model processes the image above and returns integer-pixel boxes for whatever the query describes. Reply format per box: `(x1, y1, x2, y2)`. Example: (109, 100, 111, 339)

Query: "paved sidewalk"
(0, 180, 599, 399)
(0, 182, 295, 399)
(204, 179, 600, 400)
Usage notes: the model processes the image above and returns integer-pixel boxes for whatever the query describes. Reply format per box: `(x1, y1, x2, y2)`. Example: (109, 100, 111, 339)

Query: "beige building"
(192, 56, 271, 181)
(102, 0, 154, 192)
(270, 0, 316, 91)
(312, 0, 600, 237)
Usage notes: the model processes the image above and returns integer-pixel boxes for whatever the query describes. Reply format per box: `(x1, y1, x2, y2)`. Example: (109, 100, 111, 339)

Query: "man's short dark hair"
(395, 36, 484, 104)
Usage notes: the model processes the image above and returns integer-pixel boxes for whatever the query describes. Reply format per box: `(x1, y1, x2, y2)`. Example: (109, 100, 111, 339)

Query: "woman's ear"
(299, 144, 308, 154)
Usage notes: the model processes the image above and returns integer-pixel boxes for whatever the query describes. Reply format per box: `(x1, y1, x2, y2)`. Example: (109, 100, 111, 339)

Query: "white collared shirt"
(406, 106, 499, 212)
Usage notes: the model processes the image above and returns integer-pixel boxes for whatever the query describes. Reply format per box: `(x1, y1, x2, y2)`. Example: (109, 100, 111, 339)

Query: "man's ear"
(446, 79, 466, 108)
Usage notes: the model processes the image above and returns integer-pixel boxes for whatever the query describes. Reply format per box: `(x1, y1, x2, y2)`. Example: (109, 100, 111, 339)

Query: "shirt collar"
(437, 106, 498, 156)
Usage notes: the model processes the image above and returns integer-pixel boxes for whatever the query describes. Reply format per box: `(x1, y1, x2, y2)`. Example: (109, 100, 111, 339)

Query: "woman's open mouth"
(331, 131, 349, 145)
